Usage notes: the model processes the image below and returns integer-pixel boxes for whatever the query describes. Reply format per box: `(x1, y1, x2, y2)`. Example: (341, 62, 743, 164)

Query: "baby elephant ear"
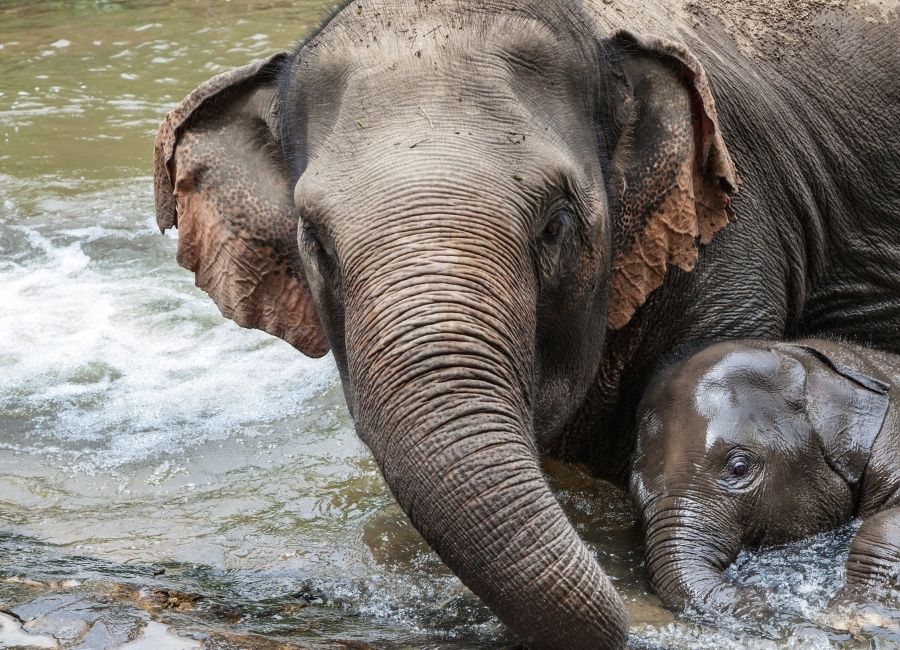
(606, 31, 739, 329)
(798, 345, 891, 486)
(154, 53, 329, 357)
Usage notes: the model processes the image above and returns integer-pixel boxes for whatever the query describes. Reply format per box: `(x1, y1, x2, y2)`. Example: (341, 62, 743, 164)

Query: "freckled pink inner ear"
(608, 156, 708, 330)
(153, 53, 330, 358)
(175, 186, 329, 357)
(606, 31, 738, 330)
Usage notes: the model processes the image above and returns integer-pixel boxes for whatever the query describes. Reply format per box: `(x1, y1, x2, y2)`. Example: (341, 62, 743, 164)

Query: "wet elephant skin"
(153, 1, 900, 647)
(631, 338, 900, 616)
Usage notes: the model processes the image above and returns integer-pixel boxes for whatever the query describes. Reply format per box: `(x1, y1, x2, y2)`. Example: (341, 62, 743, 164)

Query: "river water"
(0, 2, 896, 648)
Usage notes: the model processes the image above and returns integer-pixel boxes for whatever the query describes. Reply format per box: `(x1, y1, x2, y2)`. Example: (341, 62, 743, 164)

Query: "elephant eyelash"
(300, 220, 343, 299)
(301, 223, 322, 249)
(535, 180, 584, 232)
(302, 222, 337, 265)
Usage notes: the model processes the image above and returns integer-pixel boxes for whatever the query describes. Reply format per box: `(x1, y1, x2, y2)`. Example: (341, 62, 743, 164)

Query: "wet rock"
(14, 592, 94, 643)
(149, 588, 206, 613)
(198, 630, 310, 649)
(3, 577, 49, 589)
(290, 582, 332, 606)
(70, 604, 146, 650)
(23, 614, 88, 642)
(0, 611, 58, 649)
(10, 592, 99, 645)
(9, 593, 93, 624)
(71, 619, 140, 650)
(117, 620, 201, 649)
(103, 583, 246, 627)
(5, 584, 150, 649)
(0, 576, 55, 610)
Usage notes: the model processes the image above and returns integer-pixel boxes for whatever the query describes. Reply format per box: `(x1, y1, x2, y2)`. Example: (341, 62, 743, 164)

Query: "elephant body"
(557, 0, 900, 482)
(631, 338, 900, 615)
(153, 1, 900, 646)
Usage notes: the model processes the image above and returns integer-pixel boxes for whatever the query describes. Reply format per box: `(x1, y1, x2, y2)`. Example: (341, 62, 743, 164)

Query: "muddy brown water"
(0, 2, 897, 648)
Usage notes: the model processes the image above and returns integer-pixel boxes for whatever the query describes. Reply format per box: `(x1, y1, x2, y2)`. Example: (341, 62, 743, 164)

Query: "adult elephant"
(153, 0, 900, 647)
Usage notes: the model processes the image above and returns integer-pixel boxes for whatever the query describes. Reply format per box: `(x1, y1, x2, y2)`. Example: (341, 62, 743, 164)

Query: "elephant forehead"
(302, 4, 576, 87)
(692, 349, 807, 450)
(303, 57, 588, 156)
(305, 0, 587, 64)
(294, 3, 598, 154)
(285, 2, 606, 231)
(298, 128, 585, 209)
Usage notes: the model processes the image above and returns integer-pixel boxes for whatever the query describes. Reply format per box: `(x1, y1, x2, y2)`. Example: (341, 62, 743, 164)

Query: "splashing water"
(0, 2, 896, 648)
(0, 188, 336, 473)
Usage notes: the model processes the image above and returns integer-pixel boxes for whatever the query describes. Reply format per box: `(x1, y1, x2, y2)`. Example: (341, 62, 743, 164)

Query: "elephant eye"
(541, 208, 572, 243)
(719, 451, 759, 490)
(730, 458, 749, 477)
(302, 223, 324, 254)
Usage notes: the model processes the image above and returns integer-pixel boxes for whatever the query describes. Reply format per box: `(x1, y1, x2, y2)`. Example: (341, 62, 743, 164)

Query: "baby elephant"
(631, 338, 899, 617)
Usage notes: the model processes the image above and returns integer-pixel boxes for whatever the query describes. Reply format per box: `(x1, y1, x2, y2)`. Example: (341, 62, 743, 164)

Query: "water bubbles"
(727, 522, 859, 618)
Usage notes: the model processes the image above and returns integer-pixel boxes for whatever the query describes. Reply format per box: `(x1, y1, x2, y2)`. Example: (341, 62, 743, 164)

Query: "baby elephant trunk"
(643, 494, 772, 619)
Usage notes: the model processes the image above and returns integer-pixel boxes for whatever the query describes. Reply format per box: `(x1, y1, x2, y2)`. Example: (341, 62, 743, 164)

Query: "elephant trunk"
(342, 236, 627, 649)
(643, 495, 770, 618)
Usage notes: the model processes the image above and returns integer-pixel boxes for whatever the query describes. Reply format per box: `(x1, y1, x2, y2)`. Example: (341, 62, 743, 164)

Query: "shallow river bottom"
(1, 388, 898, 649)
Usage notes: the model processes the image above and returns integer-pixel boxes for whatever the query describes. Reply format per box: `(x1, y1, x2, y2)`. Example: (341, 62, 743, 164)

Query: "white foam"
(724, 522, 860, 626)
(0, 182, 337, 473)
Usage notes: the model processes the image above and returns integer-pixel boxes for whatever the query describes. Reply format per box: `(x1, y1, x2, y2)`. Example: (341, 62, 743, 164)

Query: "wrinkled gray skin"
(632, 339, 900, 617)
(153, 0, 900, 647)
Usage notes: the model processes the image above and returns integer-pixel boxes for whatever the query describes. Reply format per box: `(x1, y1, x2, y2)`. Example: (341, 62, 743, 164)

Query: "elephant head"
(153, 1, 738, 646)
(631, 340, 890, 618)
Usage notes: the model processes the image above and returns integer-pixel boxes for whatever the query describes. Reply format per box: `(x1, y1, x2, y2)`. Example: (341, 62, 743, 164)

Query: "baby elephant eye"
(718, 450, 761, 491)
(730, 458, 749, 477)
(720, 451, 759, 490)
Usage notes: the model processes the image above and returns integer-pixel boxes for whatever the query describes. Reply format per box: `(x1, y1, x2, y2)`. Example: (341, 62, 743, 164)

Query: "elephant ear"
(154, 53, 329, 357)
(605, 31, 738, 329)
(797, 345, 891, 486)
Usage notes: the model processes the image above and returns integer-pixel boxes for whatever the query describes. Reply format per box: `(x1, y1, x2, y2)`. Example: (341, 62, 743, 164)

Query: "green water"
(0, 2, 896, 648)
